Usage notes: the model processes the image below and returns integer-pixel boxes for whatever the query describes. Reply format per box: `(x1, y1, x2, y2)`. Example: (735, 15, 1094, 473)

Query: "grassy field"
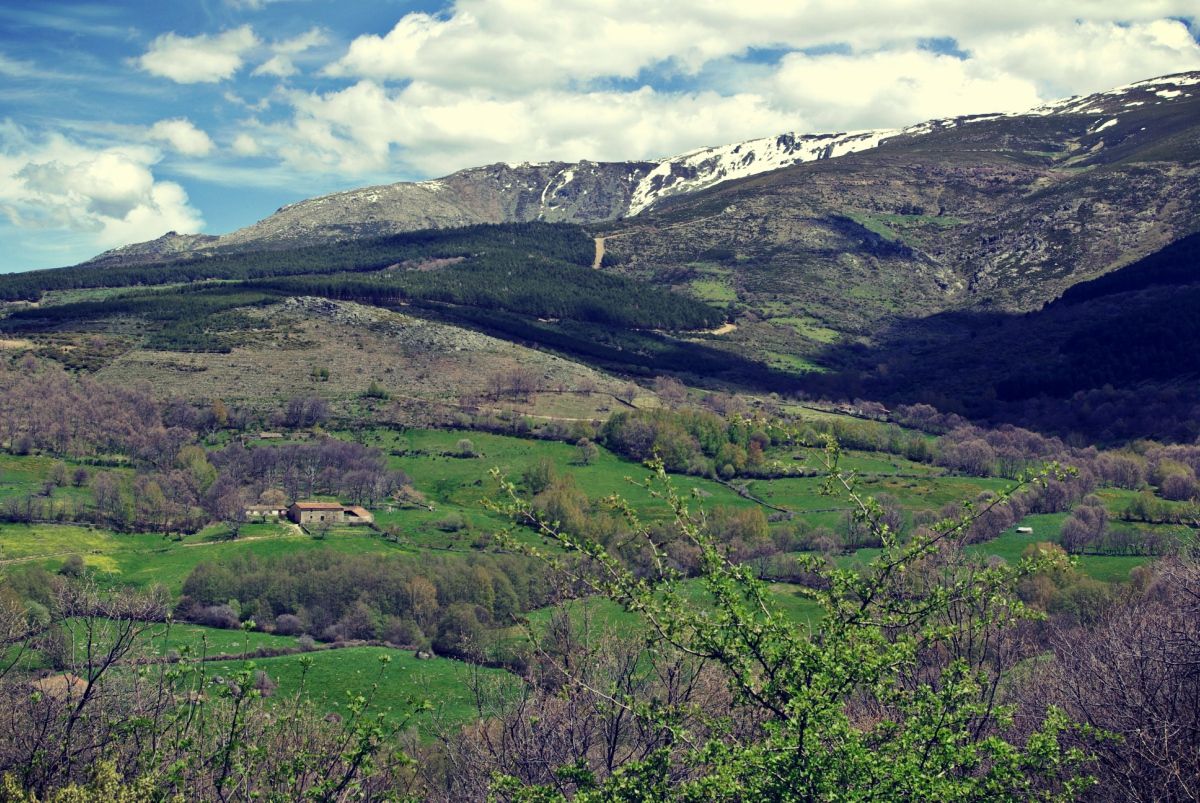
(767, 316, 841, 344)
(1, 428, 1160, 593)
(373, 427, 756, 527)
(508, 578, 824, 652)
(0, 520, 410, 592)
(0, 453, 128, 508)
(58, 619, 301, 659)
(762, 444, 941, 477)
(205, 646, 519, 729)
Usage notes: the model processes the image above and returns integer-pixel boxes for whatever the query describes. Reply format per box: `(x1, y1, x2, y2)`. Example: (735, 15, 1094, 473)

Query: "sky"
(0, 2, 1198, 273)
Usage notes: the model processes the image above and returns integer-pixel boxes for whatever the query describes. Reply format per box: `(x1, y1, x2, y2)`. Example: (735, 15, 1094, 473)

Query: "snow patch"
(539, 167, 576, 208)
(626, 127, 907, 216)
(1156, 89, 1183, 99)
(1093, 118, 1120, 132)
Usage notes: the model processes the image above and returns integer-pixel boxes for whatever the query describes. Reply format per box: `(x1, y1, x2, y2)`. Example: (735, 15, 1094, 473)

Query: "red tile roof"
(291, 501, 345, 510)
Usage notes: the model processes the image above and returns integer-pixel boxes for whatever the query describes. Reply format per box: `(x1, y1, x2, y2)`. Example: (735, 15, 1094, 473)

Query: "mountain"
(9, 70, 1200, 441)
(597, 71, 1200, 338)
(86, 71, 1200, 266)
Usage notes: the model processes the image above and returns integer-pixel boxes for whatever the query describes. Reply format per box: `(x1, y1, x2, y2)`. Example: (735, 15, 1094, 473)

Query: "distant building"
(342, 505, 375, 525)
(288, 501, 346, 525)
(258, 432, 285, 440)
(244, 504, 288, 519)
(287, 501, 375, 526)
(1016, 526, 1034, 534)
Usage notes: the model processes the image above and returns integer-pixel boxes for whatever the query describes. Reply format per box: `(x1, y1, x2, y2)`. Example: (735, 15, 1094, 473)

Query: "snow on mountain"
(626, 129, 899, 215)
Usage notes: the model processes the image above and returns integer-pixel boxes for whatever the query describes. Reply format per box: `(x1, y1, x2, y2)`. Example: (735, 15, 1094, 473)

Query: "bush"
(58, 555, 86, 578)
(197, 604, 240, 629)
(381, 616, 425, 648)
(273, 613, 304, 636)
(433, 512, 468, 533)
(433, 603, 485, 660)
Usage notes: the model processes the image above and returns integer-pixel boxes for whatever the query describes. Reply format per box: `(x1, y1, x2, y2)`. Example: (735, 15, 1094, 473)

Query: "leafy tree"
(521, 458, 557, 495)
(574, 437, 598, 466)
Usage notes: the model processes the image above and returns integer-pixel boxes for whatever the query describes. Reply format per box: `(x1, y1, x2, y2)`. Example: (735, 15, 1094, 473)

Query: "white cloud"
(0, 53, 42, 79)
(252, 27, 327, 78)
(138, 26, 259, 83)
(252, 55, 297, 78)
(768, 50, 1043, 131)
(324, 1, 1200, 92)
(969, 19, 1200, 98)
(265, 80, 795, 177)
(0, 122, 204, 253)
(147, 118, 215, 157)
(293, 6, 1200, 181)
(231, 132, 262, 156)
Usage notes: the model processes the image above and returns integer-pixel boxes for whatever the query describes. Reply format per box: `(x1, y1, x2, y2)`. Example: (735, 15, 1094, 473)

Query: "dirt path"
(592, 236, 605, 269)
(708, 323, 737, 335)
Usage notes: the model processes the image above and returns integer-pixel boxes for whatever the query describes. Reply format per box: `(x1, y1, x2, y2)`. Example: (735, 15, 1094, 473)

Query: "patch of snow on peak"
(626, 128, 905, 216)
(1093, 118, 1120, 132)
(1156, 89, 1183, 99)
(540, 167, 576, 208)
(828, 129, 898, 158)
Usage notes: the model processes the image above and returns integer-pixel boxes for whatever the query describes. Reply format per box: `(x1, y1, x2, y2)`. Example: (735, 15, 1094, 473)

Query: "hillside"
(2, 72, 1200, 441)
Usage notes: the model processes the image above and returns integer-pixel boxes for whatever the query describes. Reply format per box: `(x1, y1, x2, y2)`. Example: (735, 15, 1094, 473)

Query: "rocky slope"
(86, 71, 1200, 266)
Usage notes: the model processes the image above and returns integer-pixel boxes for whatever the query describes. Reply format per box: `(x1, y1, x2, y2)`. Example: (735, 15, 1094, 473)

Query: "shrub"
(273, 613, 304, 636)
(197, 604, 240, 629)
(58, 555, 86, 578)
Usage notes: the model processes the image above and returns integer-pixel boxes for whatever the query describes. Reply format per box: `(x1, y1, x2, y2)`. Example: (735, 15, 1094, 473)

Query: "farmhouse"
(288, 501, 346, 525)
(288, 501, 376, 526)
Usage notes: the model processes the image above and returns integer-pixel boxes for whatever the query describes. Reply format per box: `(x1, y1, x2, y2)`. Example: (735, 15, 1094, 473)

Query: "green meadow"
(204, 646, 519, 730)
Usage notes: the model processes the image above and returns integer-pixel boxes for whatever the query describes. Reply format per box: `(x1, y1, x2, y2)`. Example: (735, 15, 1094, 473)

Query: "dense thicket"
(252, 257, 722, 330)
(179, 550, 550, 660)
(0, 287, 280, 352)
(0, 222, 597, 301)
(0, 358, 175, 460)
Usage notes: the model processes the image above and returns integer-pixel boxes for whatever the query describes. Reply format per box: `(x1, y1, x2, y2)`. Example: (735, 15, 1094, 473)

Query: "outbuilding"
(244, 504, 288, 519)
(342, 505, 375, 525)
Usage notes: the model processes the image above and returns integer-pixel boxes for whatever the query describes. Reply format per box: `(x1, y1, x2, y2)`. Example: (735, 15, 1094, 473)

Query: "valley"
(0, 68, 1198, 801)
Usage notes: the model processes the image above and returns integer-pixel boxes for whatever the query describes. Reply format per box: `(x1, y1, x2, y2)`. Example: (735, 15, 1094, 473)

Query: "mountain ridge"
(83, 70, 1200, 268)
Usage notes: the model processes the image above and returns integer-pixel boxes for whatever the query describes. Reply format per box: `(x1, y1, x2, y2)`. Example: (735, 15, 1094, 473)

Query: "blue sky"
(1, 1, 1198, 273)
